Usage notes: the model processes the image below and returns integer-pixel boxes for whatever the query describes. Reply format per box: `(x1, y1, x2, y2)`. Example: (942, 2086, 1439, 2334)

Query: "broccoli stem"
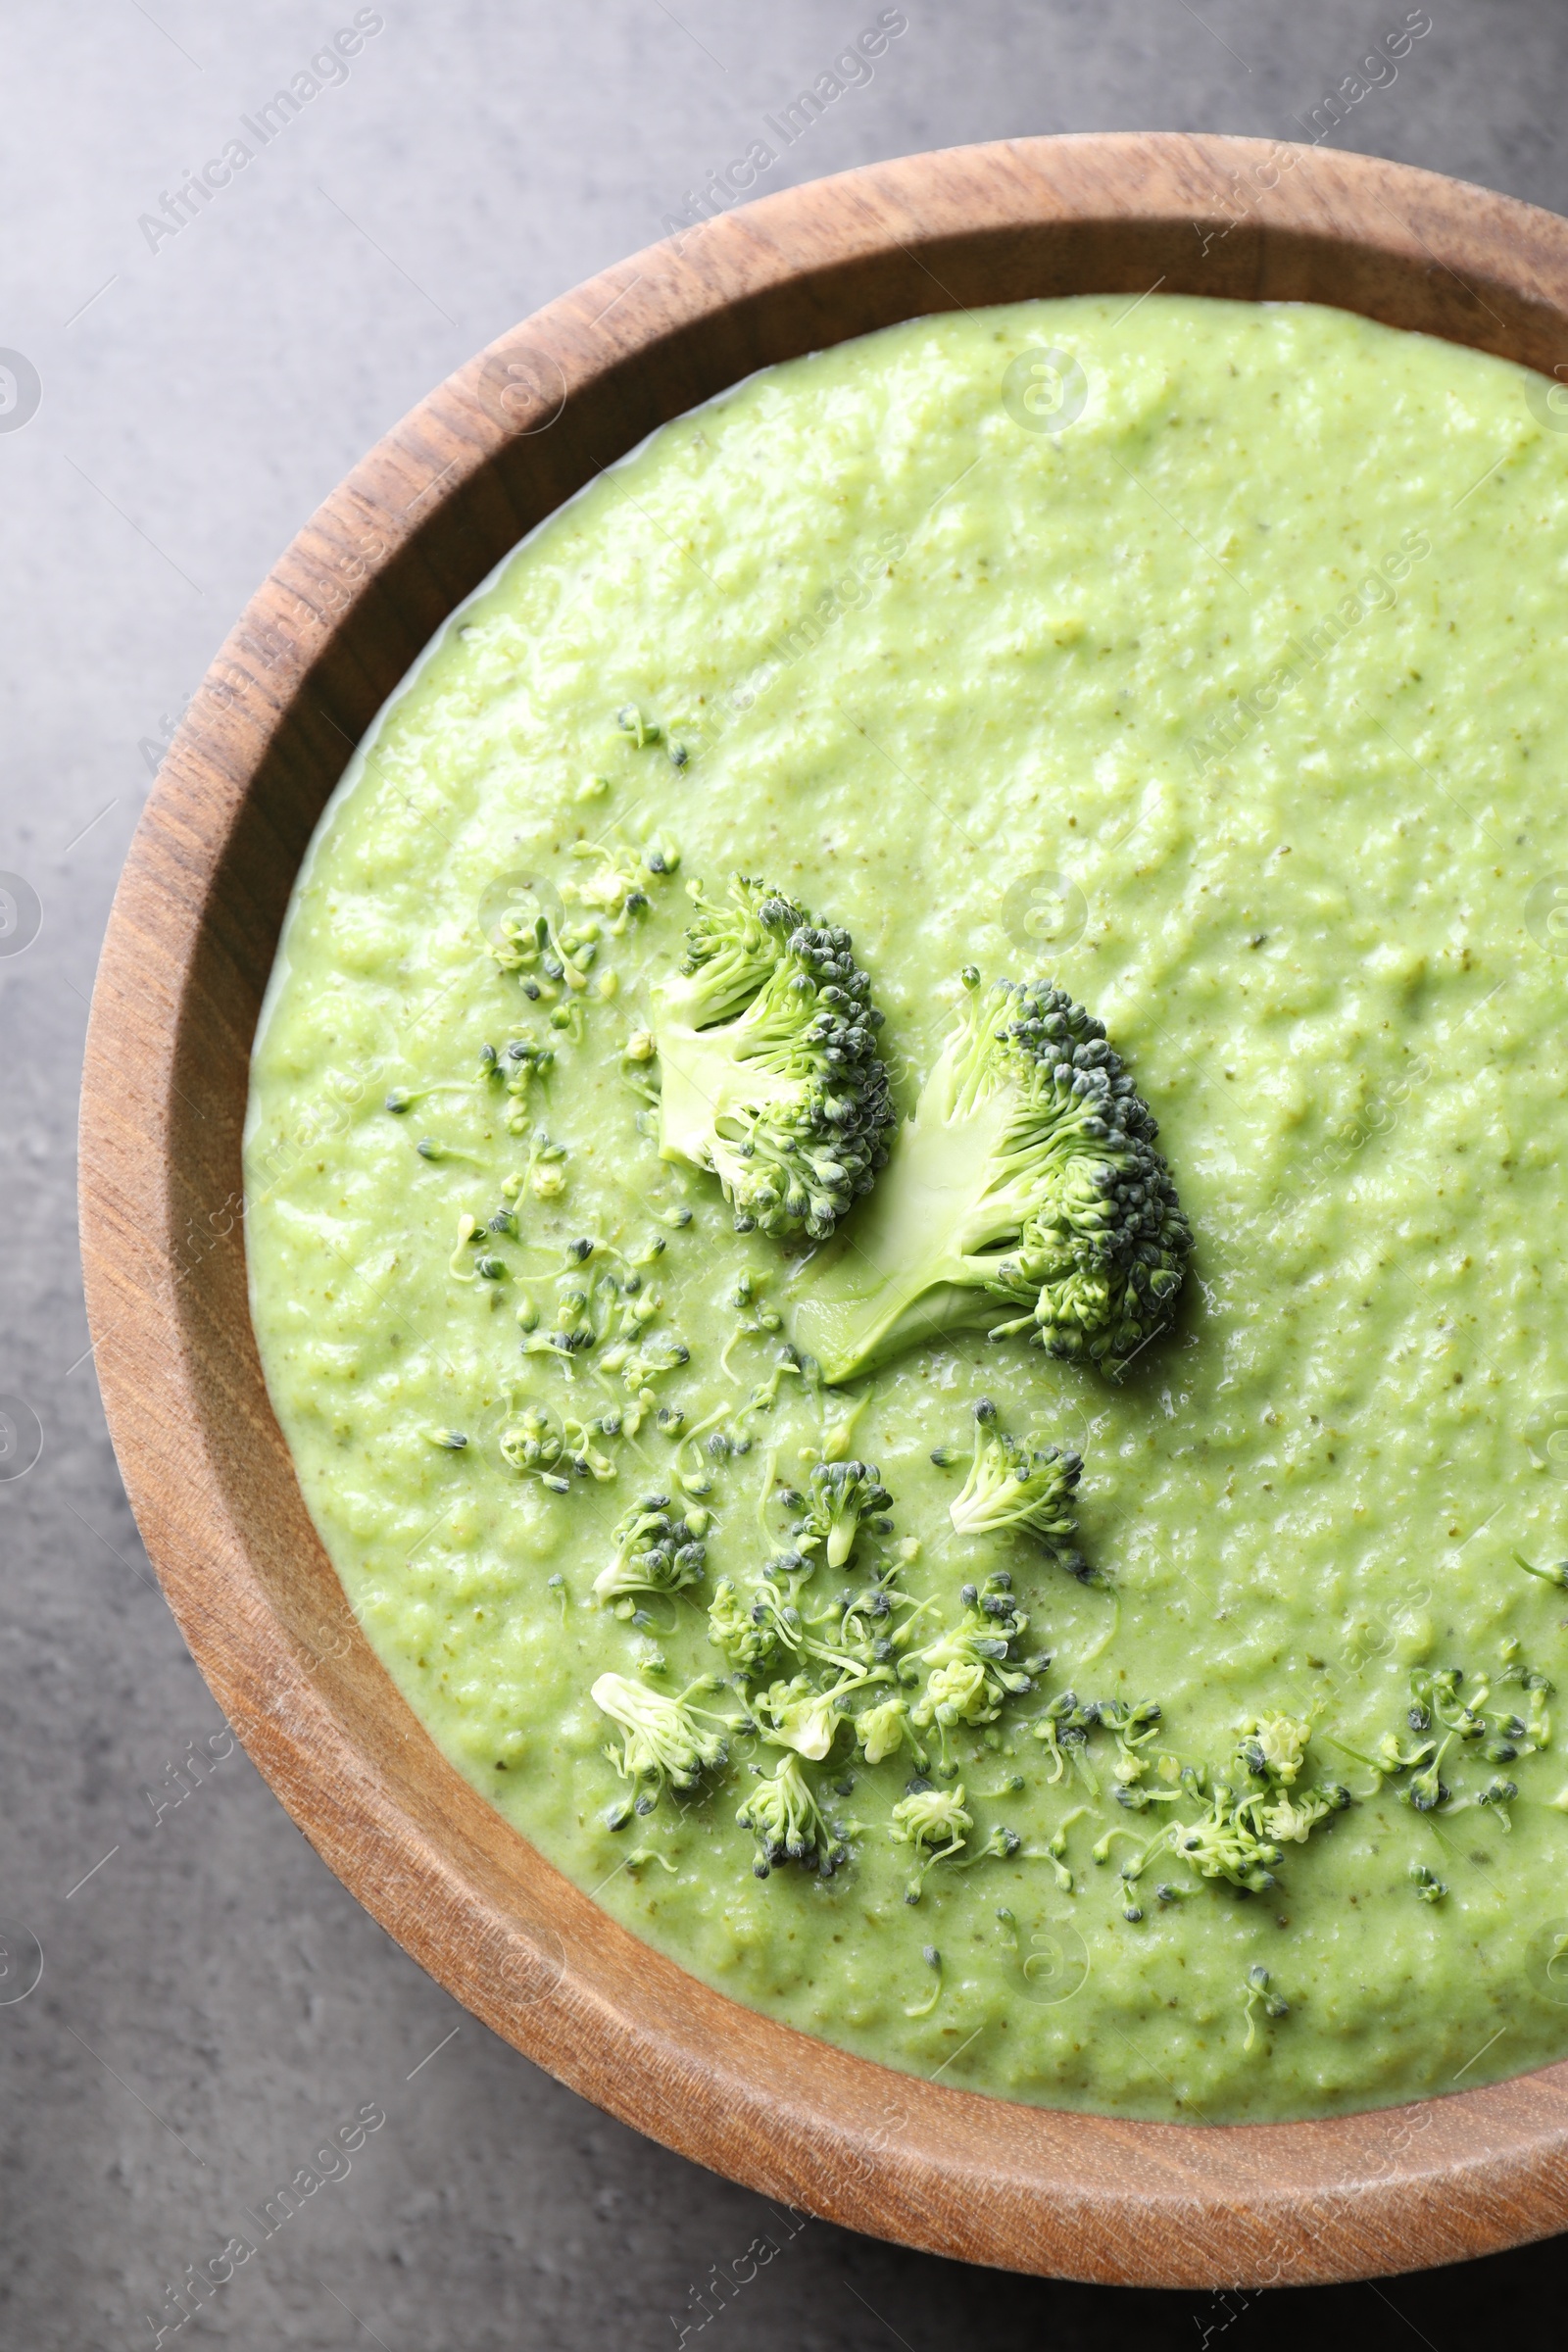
(655, 1017, 805, 1179)
(790, 1087, 1036, 1379)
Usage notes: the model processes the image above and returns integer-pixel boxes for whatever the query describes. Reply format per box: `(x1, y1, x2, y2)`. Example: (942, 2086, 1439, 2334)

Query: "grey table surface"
(6, 2, 1568, 2345)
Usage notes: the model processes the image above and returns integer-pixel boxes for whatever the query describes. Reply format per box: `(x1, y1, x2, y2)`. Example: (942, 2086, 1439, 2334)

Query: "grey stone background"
(5, 1, 1567, 2343)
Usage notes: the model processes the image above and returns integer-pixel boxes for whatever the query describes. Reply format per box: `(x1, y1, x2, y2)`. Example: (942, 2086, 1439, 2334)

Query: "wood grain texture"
(77, 134, 1568, 2286)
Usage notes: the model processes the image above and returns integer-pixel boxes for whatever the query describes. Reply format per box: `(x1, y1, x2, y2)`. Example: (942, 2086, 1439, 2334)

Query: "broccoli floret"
(593, 1495, 707, 1603)
(1262, 1784, 1351, 1843)
(889, 1783, 973, 1902)
(650, 877, 894, 1241)
(1241, 1964, 1290, 2052)
(1235, 1713, 1312, 1788)
(736, 1752, 847, 1878)
(790, 971, 1192, 1382)
(1515, 1550, 1568, 1591)
(750, 1673, 851, 1761)
(853, 1693, 926, 1769)
(706, 1573, 802, 1678)
(1170, 1784, 1283, 1893)
(590, 1672, 728, 1807)
(499, 1404, 571, 1494)
(792, 1458, 894, 1571)
(911, 1582, 1036, 1735)
(943, 1400, 1082, 1548)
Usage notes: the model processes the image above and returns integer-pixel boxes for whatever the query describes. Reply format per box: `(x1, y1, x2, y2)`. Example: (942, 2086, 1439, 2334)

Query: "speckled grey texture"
(5, 3, 1568, 2343)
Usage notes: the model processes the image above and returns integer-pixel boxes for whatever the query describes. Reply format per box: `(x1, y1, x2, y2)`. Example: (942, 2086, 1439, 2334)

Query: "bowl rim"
(78, 130, 1568, 2287)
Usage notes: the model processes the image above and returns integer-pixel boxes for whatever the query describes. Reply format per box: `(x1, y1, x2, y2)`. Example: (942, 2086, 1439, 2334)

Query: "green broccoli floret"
(853, 1692, 926, 1769)
(750, 1673, 853, 1760)
(706, 1571, 804, 1678)
(1261, 1784, 1351, 1843)
(591, 1672, 729, 1812)
(735, 1753, 846, 1878)
(790, 971, 1192, 1382)
(911, 1579, 1036, 1735)
(1235, 1713, 1312, 1788)
(1169, 1783, 1283, 1893)
(593, 1495, 707, 1603)
(650, 877, 894, 1241)
(792, 1458, 893, 1571)
(942, 1399, 1082, 1550)
(890, 1782, 973, 1902)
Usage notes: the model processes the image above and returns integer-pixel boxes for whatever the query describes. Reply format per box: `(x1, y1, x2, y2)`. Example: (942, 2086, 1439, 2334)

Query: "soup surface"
(246, 296, 1568, 2121)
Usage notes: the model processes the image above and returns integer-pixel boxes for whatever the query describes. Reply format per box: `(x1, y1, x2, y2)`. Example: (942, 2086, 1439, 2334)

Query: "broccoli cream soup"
(247, 296, 1568, 2123)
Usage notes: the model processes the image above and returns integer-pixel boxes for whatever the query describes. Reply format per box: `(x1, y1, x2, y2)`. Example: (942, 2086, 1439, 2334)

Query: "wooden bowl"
(79, 133, 1568, 2286)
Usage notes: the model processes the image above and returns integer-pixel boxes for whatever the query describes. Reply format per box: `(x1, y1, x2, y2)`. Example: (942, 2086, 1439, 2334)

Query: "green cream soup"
(247, 296, 1568, 2123)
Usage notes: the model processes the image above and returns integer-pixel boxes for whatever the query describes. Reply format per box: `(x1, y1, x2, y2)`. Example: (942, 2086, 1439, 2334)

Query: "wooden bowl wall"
(78, 133, 1568, 2286)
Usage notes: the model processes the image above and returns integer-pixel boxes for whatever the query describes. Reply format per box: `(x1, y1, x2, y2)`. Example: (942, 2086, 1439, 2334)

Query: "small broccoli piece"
(1408, 1861, 1447, 1903)
(912, 1583, 1035, 1735)
(1400, 1745, 1450, 1813)
(1171, 1786, 1283, 1893)
(750, 1673, 853, 1761)
(1095, 1696, 1164, 1787)
(593, 1495, 707, 1603)
(564, 836, 672, 933)
(790, 972, 1191, 1382)
(890, 1783, 973, 1902)
(1241, 1963, 1290, 2052)
(591, 1672, 728, 1805)
(736, 1753, 846, 1878)
(1032, 1690, 1103, 1792)
(650, 877, 894, 1241)
(792, 1458, 894, 1571)
(1236, 1713, 1312, 1788)
(854, 1693, 926, 1769)
(706, 1573, 802, 1679)
(944, 1401, 1082, 1548)
(495, 1036, 556, 1129)
(499, 1405, 571, 1494)
(1262, 1784, 1351, 1843)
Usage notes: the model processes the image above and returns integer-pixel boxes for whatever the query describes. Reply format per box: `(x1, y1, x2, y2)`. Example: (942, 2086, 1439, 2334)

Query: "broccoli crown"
(945, 1403, 1082, 1546)
(651, 877, 894, 1242)
(789, 971, 1192, 1382)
